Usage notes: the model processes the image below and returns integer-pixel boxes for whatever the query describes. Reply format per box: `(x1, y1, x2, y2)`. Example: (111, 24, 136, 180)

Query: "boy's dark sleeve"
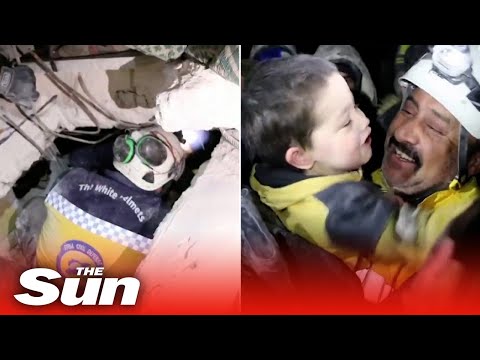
(315, 181, 399, 255)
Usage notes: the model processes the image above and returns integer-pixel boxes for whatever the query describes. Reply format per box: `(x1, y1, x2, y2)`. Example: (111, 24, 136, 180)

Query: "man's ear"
(285, 146, 314, 170)
(468, 150, 480, 177)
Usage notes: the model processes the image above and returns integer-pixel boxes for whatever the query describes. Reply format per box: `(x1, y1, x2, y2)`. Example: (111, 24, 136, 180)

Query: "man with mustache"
(244, 53, 444, 300)
(369, 45, 480, 290)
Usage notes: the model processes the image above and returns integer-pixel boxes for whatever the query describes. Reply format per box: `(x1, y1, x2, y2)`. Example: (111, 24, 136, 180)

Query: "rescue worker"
(371, 45, 480, 287)
(35, 126, 187, 278)
(243, 54, 432, 292)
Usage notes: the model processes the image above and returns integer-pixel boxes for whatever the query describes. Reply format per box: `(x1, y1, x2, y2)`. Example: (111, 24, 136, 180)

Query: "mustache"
(389, 136, 422, 166)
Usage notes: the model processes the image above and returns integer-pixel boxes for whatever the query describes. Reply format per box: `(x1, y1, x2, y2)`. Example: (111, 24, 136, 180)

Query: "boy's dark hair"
(242, 54, 337, 167)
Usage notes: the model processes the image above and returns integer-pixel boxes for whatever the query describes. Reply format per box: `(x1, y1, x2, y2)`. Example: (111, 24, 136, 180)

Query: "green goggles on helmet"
(113, 134, 169, 168)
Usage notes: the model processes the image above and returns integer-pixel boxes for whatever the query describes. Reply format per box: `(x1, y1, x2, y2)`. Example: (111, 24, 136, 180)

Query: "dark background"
(242, 44, 400, 101)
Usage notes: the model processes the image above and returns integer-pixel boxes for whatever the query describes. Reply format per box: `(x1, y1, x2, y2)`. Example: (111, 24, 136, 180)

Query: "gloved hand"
(0, 65, 40, 109)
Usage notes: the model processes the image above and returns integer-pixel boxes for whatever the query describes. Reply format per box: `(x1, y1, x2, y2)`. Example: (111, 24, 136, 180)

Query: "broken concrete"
(0, 55, 177, 197)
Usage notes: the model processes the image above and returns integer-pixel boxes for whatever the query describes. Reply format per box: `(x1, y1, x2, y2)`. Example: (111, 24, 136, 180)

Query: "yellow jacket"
(250, 164, 432, 287)
(36, 168, 167, 278)
(370, 169, 480, 286)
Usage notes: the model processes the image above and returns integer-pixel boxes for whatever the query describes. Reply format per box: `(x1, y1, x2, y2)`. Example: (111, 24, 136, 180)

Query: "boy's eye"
(343, 120, 351, 128)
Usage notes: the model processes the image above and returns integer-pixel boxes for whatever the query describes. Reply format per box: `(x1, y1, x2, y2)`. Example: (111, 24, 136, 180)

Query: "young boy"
(242, 55, 430, 288)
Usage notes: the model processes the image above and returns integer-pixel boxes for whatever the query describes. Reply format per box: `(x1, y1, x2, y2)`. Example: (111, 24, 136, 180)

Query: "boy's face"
(306, 73, 372, 175)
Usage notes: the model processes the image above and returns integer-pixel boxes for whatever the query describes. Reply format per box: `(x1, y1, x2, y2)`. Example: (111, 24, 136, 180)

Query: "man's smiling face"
(382, 87, 460, 195)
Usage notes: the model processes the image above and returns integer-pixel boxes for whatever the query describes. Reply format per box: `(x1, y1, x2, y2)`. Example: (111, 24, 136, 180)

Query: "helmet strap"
(449, 126, 470, 190)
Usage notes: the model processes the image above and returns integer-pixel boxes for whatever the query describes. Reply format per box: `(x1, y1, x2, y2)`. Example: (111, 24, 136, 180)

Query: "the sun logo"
(14, 267, 140, 306)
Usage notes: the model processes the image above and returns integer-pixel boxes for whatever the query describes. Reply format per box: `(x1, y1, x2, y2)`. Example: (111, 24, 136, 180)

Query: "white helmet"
(399, 45, 480, 188)
(399, 45, 480, 139)
(113, 126, 186, 191)
(249, 45, 297, 61)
